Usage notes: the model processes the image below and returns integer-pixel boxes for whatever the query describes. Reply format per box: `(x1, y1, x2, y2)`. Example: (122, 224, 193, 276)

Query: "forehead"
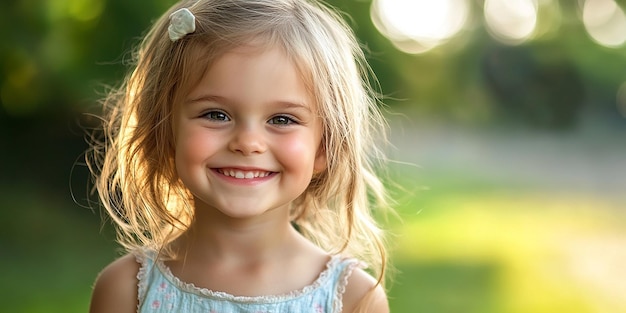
(186, 44, 314, 109)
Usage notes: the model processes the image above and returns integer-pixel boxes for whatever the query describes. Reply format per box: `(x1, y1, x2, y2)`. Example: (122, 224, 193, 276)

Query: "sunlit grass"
(387, 168, 626, 313)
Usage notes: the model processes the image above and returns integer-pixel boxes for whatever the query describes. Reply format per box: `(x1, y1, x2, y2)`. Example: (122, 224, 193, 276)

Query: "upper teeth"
(220, 169, 270, 179)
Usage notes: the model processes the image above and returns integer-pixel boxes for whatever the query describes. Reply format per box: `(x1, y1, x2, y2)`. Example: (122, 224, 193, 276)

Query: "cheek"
(175, 127, 218, 167)
(278, 134, 318, 170)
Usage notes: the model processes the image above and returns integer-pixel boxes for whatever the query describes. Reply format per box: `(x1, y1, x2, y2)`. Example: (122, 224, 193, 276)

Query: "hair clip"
(168, 8, 196, 42)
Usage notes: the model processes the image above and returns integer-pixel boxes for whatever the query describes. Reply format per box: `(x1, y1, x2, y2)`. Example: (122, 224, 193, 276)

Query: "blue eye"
(203, 111, 230, 121)
(269, 115, 296, 125)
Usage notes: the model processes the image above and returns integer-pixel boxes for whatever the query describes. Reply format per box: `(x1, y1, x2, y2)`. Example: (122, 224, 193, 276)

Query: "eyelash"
(268, 115, 298, 126)
(200, 111, 299, 126)
(201, 110, 230, 121)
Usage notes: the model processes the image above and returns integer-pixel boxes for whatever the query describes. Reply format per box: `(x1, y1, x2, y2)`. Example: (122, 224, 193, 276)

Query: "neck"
(175, 203, 299, 264)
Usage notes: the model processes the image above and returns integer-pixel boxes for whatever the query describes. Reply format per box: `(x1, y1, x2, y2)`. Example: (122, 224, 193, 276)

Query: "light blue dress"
(135, 250, 361, 312)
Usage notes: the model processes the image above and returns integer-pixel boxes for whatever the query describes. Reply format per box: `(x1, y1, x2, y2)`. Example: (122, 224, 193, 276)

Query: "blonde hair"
(89, 0, 391, 287)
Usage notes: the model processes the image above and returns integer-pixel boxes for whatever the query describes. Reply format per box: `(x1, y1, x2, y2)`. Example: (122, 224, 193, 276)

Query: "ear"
(313, 144, 327, 173)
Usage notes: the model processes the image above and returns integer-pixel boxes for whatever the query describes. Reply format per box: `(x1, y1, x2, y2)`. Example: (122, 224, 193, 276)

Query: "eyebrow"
(188, 95, 312, 112)
(273, 100, 312, 112)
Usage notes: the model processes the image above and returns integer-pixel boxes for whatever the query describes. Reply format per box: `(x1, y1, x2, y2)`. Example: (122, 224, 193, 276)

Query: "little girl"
(88, 0, 391, 312)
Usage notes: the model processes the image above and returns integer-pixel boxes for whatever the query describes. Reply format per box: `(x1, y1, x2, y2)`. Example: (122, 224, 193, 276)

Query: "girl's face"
(173, 44, 326, 220)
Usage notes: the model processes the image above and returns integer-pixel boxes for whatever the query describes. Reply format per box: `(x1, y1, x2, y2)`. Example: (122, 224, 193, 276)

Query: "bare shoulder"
(341, 267, 389, 313)
(89, 253, 140, 313)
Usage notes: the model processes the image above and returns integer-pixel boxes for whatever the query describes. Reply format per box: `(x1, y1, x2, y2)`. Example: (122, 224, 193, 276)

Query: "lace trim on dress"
(154, 253, 343, 304)
(134, 251, 151, 311)
(333, 259, 363, 313)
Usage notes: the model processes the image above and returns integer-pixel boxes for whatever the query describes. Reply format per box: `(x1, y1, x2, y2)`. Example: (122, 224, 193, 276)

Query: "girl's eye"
(268, 115, 296, 125)
(203, 111, 230, 121)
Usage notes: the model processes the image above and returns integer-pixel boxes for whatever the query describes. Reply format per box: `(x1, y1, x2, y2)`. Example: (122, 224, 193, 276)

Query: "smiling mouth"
(216, 168, 274, 179)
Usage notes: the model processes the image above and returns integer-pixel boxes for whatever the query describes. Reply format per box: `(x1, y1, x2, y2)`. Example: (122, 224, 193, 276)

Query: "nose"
(228, 125, 267, 156)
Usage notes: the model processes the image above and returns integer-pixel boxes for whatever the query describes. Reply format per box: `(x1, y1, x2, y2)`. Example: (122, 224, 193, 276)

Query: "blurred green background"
(1, 0, 625, 312)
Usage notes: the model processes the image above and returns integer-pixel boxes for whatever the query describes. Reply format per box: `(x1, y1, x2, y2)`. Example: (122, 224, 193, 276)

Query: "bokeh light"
(371, 0, 470, 54)
(581, 0, 626, 47)
(46, 0, 105, 23)
(372, 0, 626, 53)
(483, 0, 539, 44)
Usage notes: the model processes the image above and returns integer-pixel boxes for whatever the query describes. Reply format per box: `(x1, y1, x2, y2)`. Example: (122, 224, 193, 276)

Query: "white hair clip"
(168, 8, 196, 42)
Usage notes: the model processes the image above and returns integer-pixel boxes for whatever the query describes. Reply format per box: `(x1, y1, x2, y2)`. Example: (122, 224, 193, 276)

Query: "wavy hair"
(88, 0, 391, 288)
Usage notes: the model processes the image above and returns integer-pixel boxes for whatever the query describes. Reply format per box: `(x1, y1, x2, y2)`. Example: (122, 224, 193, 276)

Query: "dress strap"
(133, 249, 156, 310)
(332, 258, 364, 313)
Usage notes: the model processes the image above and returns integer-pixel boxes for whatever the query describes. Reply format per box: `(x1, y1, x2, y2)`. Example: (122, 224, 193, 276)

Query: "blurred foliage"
(1, 0, 169, 117)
